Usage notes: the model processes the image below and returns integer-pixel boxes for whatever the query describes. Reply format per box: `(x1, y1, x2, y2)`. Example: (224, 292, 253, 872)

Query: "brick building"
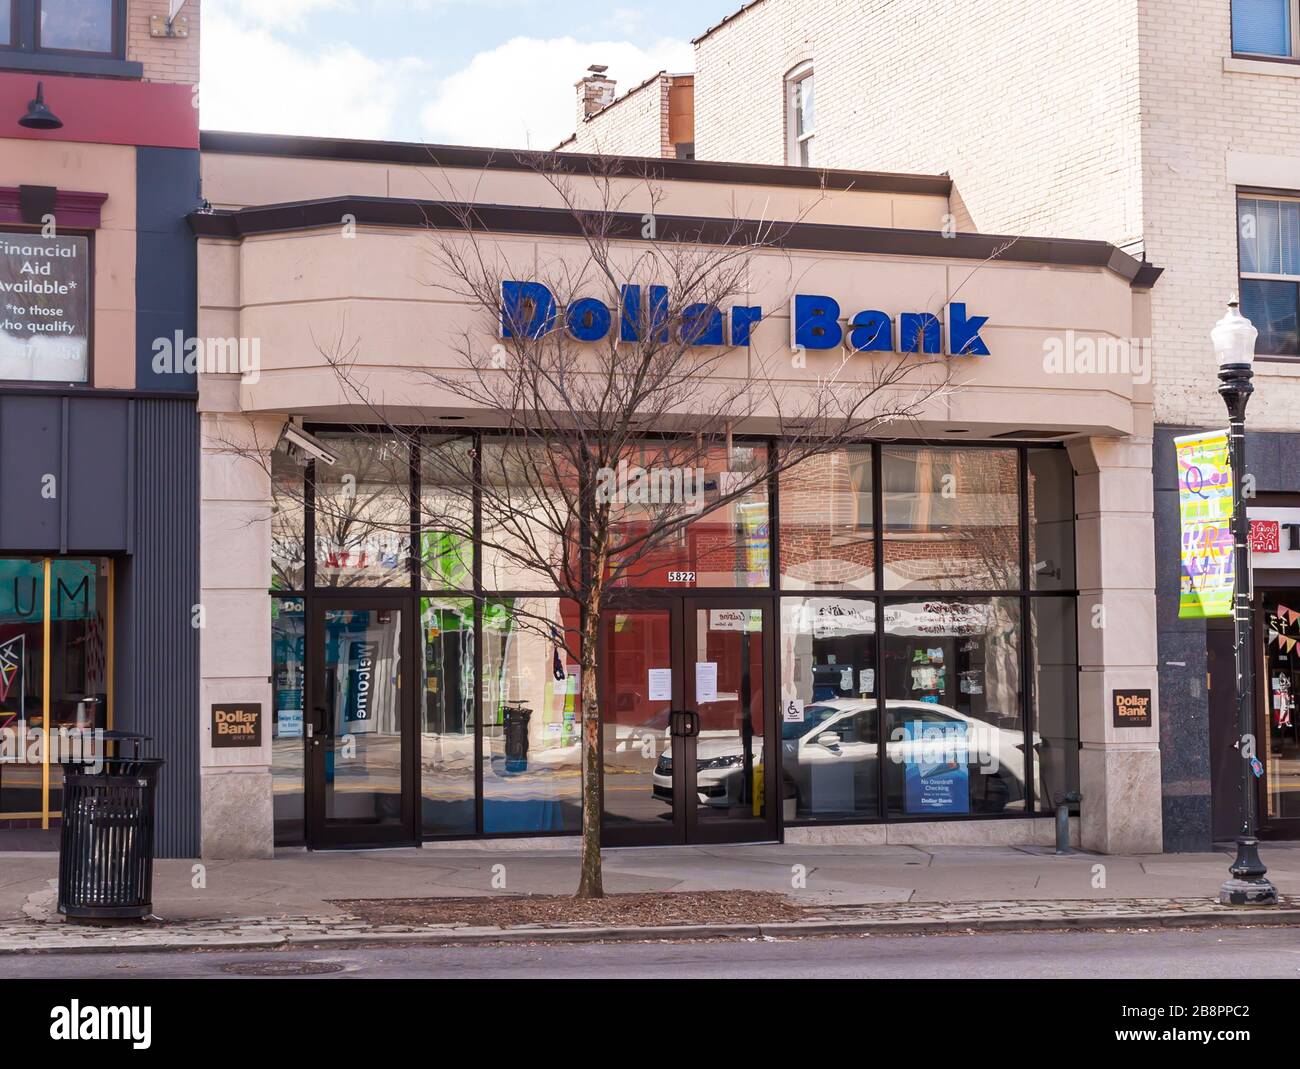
(0, 0, 203, 854)
(560, 0, 1300, 850)
(558, 67, 695, 159)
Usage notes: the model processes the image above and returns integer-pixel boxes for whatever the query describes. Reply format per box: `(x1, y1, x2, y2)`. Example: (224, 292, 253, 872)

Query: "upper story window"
(785, 62, 815, 167)
(1, 1, 127, 67)
(1239, 194, 1300, 357)
(1232, 0, 1299, 58)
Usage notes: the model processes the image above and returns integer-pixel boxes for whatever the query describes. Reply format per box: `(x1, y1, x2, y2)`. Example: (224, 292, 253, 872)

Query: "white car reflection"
(651, 699, 1041, 813)
(651, 733, 762, 807)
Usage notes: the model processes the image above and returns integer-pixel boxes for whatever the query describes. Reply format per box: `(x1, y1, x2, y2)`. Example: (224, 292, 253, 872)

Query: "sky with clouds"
(199, 0, 740, 149)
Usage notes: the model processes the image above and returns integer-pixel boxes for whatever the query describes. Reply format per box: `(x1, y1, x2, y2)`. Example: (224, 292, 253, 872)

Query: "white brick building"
(560, 0, 1300, 850)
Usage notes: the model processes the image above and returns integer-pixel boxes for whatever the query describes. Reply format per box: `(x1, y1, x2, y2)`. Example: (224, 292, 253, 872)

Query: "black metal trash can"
(503, 702, 532, 771)
(58, 755, 163, 922)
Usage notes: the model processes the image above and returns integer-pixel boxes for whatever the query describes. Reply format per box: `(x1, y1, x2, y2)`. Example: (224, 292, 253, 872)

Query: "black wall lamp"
(18, 82, 63, 131)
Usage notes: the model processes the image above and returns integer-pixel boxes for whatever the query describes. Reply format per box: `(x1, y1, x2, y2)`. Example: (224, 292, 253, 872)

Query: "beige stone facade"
(193, 136, 1162, 856)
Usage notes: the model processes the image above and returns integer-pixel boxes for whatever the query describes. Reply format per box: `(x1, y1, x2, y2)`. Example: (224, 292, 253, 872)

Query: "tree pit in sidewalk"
(330, 890, 806, 929)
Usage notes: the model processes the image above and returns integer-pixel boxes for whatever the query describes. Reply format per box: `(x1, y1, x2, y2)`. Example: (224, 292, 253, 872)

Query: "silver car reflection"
(651, 699, 1042, 813)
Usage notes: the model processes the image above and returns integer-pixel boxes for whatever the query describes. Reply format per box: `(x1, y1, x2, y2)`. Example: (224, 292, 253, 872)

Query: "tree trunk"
(576, 593, 604, 898)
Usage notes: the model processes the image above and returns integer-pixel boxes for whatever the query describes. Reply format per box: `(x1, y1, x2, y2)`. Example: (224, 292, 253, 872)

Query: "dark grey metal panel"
(0, 394, 133, 553)
(116, 398, 200, 857)
(0, 395, 61, 550)
(1155, 425, 1300, 851)
(66, 397, 130, 552)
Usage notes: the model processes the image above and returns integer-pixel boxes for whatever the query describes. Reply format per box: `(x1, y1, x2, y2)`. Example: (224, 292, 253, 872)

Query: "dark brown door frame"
(598, 592, 777, 847)
(305, 593, 419, 849)
(680, 595, 778, 845)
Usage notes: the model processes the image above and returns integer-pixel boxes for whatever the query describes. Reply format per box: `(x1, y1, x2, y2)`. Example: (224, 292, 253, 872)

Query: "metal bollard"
(1055, 791, 1081, 854)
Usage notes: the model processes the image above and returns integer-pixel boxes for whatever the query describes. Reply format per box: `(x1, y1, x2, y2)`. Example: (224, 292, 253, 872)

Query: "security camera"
(279, 423, 338, 466)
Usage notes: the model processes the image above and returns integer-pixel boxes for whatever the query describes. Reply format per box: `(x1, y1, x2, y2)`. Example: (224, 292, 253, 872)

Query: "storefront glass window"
(280, 435, 1076, 840)
(271, 597, 305, 844)
(882, 446, 1020, 591)
(480, 598, 582, 834)
(0, 2, 12, 46)
(271, 448, 305, 591)
(1028, 448, 1075, 591)
(0, 560, 47, 816)
(480, 440, 578, 592)
(420, 595, 475, 835)
(779, 447, 873, 590)
(314, 432, 413, 589)
(0, 558, 110, 822)
(779, 597, 879, 821)
(883, 597, 1026, 817)
(610, 442, 770, 589)
(420, 436, 474, 591)
(1263, 593, 1300, 821)
(1030, 597, 1079, 810)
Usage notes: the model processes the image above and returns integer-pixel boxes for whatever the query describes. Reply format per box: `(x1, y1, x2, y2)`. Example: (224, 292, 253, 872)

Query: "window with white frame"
(785, 62, 815, 167)
(1232, 0, 1299, 58)
(1239, 194, 1300, 357)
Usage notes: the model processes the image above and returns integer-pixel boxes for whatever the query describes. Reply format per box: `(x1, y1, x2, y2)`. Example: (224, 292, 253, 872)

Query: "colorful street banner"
(1175, 430, 1234, 619)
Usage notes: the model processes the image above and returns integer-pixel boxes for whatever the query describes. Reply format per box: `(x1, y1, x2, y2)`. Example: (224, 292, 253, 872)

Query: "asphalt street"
(5, 926, 1300, 979)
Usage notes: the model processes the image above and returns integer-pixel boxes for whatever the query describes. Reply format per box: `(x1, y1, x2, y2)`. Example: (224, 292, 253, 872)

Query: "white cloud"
(420, 35, 693, 150)
(200, 11, 425, 139)
(210, 0, 350, 31)
(200, 9, 693, 150)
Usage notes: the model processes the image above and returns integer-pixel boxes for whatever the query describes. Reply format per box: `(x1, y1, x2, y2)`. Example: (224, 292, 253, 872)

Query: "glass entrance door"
(307, 600, 415, 846)
(600, 598, 774, 846)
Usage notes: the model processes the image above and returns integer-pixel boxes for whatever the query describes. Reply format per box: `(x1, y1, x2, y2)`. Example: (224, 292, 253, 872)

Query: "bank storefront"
(261, 436, 1079, 849)
(194, 131, 1162, 858)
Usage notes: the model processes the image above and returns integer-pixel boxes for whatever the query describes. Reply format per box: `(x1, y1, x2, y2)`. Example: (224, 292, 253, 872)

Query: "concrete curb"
(3, 907, 1299, 954)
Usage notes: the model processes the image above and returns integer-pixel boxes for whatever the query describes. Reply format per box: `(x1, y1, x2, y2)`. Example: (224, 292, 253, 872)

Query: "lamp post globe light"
(1211, 297, 1278, 907)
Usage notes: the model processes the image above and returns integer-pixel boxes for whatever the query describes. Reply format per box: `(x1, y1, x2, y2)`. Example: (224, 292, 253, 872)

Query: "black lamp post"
(1211, 297, 1278, 907)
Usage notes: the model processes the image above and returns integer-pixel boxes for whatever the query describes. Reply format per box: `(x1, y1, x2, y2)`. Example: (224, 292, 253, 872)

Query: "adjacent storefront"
(193, 131, 1162, 858)
(1249, 506, 1300, 838)
(1, 34, 202, 854)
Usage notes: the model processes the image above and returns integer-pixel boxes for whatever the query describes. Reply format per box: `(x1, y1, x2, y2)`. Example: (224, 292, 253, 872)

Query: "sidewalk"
(1, 841, 1298, 953)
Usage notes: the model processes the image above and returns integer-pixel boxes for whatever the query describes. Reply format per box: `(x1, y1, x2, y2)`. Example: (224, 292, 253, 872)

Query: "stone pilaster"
(198, 393, 280, 859)
(1068, 435, 1164, 853)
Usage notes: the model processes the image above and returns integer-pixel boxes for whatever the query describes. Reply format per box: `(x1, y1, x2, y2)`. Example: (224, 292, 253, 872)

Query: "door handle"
(670, 710, 700, 738)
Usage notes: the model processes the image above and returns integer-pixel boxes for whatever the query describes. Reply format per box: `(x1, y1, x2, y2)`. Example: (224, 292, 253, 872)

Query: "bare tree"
(233, 152, 967, 897)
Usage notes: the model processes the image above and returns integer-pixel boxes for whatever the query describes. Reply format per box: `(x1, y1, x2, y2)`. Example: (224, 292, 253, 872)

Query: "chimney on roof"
(577, 64, 616, 122)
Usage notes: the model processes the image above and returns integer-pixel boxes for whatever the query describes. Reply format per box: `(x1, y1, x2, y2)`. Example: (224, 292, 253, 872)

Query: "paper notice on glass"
(695, 662, 718, 703)
(648, 668, 672, 701)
